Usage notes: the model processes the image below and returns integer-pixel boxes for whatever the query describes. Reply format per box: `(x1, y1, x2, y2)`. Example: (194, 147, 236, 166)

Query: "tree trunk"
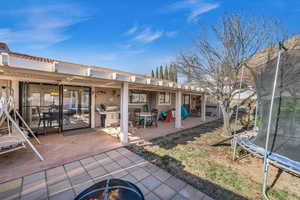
(220, 105, 232, 136)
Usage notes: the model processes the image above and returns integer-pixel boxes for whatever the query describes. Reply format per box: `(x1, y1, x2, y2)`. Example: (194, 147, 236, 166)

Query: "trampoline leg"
(262, 159, 270, 200)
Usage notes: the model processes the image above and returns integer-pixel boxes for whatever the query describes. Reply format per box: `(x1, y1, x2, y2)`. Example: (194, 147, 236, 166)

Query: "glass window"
(129, 91, 147, 104)
(159, 92, 171, 105)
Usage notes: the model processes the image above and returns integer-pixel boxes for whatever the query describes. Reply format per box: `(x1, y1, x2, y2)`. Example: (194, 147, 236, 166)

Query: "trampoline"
(232, 42, 300, 198)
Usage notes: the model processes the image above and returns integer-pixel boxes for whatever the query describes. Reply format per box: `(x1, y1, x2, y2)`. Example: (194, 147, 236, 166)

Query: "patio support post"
(11, 80, 19, 109)
(91, 86, 95, 128)
(120, 82, 129, 144)
(201, 94, 206, 121)
(175, 90, 182, 128)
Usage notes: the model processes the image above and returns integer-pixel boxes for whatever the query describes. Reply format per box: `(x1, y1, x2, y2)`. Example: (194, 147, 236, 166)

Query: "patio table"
(139, 112, 154, 128)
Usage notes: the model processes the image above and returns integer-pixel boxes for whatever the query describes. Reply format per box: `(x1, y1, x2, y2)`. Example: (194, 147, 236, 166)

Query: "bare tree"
(175, 12, 285, 136)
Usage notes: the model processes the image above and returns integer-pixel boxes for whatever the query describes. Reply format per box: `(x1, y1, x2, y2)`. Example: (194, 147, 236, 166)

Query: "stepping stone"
(130, 167, 150, 181)
(46, 166, 65, 177)
(64, 161, 82, 171)
(122, 174, 138, 184)
(96, 156, 114, 166)
(23, 171, 45, 185)
(136, 182, 150, 196)
(111, 169, 128, 179)
(93, 153, 108, 162)
(22, 174, 46, 196)
(21, 188, 47, 200)
(80, 157, 96, 166)
(73, 180, 95, 195)
(87, 166, 107, 179)
(48, 180, 72, 197)
(165, 176, 187, 191)
(103, 161, 121, 173)
(172, 194, 188, 200)
(116, 157, 133, 168)
(106, 150, 123, 160)
(153, 184, 176, 200)
(140, 175, 161, 191)
(80, 157, 101, 171)
(47, 168, 68, 186)
(0, 178, 22, 200)
(49, 189, 75, 200)
(145, 192, 161, 200)
(179, 185, 205, 200)
(152, 169, 171, 182)
(142, 163, 160, 173)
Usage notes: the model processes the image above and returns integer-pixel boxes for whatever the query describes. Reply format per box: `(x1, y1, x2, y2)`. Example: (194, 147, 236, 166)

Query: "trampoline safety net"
(254, 49, 300, 163)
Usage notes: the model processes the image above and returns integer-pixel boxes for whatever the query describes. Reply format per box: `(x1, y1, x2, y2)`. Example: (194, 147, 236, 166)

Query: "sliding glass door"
(21, 83, 60, 133)
(20, 82, 91, 133)
(62, 86, 91, 130)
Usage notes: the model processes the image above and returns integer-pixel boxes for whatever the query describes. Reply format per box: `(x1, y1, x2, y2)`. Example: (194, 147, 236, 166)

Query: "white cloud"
(0, 3, 89, 49)
(134, 27, 163, 43)
(124, 26, 177, 45)
(169, 0, 219, 22)
(126, 25, 138, 35)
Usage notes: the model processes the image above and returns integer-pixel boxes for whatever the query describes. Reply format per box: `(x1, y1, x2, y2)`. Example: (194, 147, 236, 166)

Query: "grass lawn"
(127, 120, 300, 200)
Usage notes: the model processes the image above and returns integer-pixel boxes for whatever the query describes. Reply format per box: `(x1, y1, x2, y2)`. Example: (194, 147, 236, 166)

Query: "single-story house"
(0, 42, 208, 144)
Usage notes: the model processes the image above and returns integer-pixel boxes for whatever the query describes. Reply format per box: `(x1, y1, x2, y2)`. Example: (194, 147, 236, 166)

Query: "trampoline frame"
(232, 41, 300, 199)
(233, 133, 300, 176)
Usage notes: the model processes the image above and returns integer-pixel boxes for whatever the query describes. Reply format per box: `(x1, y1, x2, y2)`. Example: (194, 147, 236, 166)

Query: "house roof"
(6, 51, 151, 79)
(0, 43, 205, 93)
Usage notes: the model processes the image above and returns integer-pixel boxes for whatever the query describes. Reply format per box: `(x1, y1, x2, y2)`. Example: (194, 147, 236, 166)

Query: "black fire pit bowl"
(74, 178, 144, 200)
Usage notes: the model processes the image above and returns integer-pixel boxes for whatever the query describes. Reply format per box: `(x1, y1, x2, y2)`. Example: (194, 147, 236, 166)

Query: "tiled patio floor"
(131, 116, 216, 142)
(0, 147, 214, 200)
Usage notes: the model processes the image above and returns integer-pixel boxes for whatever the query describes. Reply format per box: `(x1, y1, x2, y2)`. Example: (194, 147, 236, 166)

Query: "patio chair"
(165, 111, 172, 123)
(143, 104, 150, 112)
(37, 106, 50, 135)
(133, 108, 143, 127)
(146, 109, 158, 128)
(48, 108, 60, 128)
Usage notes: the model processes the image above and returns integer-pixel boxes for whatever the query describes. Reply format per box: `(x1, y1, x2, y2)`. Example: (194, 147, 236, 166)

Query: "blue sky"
(1, 0, 299, 75)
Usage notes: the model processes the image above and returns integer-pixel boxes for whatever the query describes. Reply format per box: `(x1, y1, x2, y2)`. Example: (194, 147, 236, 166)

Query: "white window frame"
(158, 92, 171, 105)
(129, 92, 148, 105)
